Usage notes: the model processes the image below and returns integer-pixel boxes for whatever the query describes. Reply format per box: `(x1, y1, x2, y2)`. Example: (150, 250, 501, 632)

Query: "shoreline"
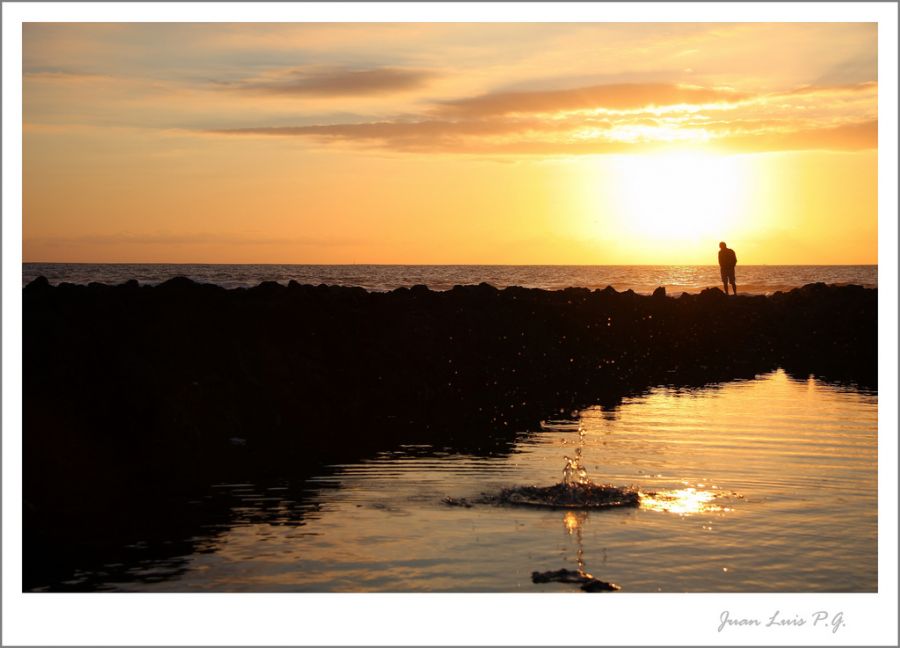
(20, 263, 878, 295)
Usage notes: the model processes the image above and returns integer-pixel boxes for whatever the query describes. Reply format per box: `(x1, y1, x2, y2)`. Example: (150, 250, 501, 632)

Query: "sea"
(22, 263, 877, 294)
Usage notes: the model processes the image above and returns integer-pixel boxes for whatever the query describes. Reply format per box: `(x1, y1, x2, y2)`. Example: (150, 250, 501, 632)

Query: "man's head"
(719, 241, 727, 250)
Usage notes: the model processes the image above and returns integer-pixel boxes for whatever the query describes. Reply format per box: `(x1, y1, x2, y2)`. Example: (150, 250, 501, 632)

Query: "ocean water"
(22, 263, 877, 295)
(35, 370, 877, 593)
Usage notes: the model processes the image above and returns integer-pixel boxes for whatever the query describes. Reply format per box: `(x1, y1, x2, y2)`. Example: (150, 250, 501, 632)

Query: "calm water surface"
(57, 369, 875, 592)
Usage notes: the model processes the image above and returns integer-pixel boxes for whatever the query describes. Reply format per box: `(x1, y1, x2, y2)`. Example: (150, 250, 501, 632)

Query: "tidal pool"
(40, 369, 877, 592)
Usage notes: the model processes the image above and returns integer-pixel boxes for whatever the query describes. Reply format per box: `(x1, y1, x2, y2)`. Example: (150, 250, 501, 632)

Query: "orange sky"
(22, 23, 877, 264)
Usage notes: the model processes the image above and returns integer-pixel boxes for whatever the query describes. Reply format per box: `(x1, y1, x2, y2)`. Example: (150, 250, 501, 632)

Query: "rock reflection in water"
(25, 480, 324, 592)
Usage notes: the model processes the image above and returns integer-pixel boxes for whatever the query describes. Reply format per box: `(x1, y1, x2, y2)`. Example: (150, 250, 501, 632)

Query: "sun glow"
(574, 149, 759, 263)
(613, 150, 750, 242)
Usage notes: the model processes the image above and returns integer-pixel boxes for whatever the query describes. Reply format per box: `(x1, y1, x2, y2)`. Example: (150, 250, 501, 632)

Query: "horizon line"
(22, 261, 879, 267)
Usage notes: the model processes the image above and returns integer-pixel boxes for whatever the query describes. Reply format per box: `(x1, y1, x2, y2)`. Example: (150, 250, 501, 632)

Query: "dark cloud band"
(225, 67, 435, 97)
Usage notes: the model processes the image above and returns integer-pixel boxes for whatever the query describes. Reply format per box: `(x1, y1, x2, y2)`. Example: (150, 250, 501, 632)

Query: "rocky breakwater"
(22, 278, 873, 539)
(24, 277, 876, 480)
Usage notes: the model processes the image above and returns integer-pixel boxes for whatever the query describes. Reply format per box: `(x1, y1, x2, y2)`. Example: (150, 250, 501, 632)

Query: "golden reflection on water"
(563, 510, 585, 534)
(639, 487, 729, 515)
(562, 510, 589, 575)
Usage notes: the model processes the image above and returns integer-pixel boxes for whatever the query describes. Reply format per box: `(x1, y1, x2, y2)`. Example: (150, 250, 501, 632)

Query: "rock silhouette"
(531, 568, 621, 592)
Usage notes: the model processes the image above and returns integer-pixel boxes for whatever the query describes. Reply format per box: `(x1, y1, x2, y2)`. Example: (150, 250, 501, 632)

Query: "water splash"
(562, 451, 590, 487)
(494, 482, 639, 508)
(562, 427, 590, 486)
(490, 425, 638, 509)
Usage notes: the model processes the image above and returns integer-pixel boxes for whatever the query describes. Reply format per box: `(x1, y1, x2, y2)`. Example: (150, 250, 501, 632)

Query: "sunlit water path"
(46, 370, 876, 592)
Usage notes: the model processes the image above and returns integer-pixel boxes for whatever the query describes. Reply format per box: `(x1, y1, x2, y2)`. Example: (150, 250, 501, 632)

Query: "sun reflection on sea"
(639, 487, 731, 515)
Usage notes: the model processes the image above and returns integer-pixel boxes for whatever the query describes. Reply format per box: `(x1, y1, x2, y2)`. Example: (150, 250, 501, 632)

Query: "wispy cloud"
(25, 232, 363, 247)
(24, 68, 118, 84)
(210, 116, 581, 142)
(220, 66, 436, 97)
(713, 120, 877, 154)
(783, 81, 877, 97)
(436, 82, 748, 117)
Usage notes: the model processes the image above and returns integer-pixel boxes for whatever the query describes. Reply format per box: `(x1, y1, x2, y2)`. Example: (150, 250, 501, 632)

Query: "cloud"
(25, 232, 362, 247)
(205, 80, 877, 156)
(23, 68, 116, 83)
(436, 82, 749, 117)
(713, 120, 877, 154)
(222, 67, 436, 97)
(211, 116, 584, 142)
(813, 53, 878, 86)
(783, 81, 877, 97)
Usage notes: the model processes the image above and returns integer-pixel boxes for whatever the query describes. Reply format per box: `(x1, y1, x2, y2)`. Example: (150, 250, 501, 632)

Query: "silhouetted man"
(718, 242, 737, 295)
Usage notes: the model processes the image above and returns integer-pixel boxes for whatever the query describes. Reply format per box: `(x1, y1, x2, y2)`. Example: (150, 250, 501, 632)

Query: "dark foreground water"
(31, 370, 876, 592)
(22, 263, 877, 295)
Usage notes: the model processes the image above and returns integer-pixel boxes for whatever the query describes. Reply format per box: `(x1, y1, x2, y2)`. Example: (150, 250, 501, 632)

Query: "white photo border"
(3, 3, 897, 646)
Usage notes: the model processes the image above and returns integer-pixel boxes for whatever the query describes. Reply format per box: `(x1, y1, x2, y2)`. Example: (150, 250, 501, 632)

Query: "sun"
(609, 150, 751, 252)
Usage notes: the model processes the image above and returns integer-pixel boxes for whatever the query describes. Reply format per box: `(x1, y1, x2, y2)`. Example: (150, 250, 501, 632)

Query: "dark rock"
(532, 568, 589, 584)
(441, 496, 472, 508)
(25, 276, 51, 292)
(157, 276, 197, 291)
(800, 282, 829, 294)
(581, 579, 621, 592)
(531, 568, 620, 592)
(252, 280, 285, 293)
(652, 286, 666, 298)
(699, 286, 726, 300)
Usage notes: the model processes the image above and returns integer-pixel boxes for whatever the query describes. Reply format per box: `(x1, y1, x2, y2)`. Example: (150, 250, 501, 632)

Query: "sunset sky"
(23, 22, 877, 264)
